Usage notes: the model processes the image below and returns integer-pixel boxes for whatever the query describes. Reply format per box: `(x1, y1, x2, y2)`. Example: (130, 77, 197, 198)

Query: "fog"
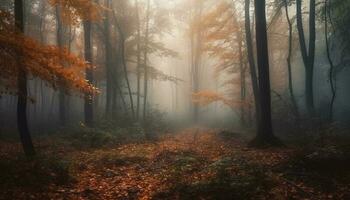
(1, 0, 350, 133)
(2, 0, 350, 199)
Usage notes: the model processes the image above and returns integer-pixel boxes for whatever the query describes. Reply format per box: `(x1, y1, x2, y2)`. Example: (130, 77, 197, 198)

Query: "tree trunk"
(135, 0, 141, 121)
(251, 0, 280, 146)
(104, 0, 113, 117)
(143, 0, 151, 122)
(84, 20, 94, 127)
(324, 0, 336, 121)
(114, 14, 135, 120)
(296, 0, 316, 116)
(15, 0, 35, 156)
(231, 1, 246, 127)
(283, 0, 300, 120)
(238, 35, 246, 127)
(245, 0, 260, 129)
(191, 0, 203, 123)
(56, 6, 66, 126)
(308, 0, 316, 115)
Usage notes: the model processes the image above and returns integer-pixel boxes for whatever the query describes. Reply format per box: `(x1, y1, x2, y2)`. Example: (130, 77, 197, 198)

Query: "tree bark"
(143, 0, 151, 122)
(114, 15, 136, 120)
(324, 0, 336, 121)
(56, 5, 66, 126)
(238, 32, 246, 127)
(191, 0, 203, 123)
(245, 0, 260, 129)
(84, 20, 94, 127)
(104, 0, 113, 117)
(296, 0, 316, 116)
(231, 1, 247, 127)
(15, 0, 35, 156)
(251, 0, 280, 146)
(135, 0, 141, 121)
(283, 0, 300, 120)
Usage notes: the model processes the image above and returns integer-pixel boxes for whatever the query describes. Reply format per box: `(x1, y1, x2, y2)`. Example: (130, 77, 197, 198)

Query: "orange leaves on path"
(1, 128, 349, 199)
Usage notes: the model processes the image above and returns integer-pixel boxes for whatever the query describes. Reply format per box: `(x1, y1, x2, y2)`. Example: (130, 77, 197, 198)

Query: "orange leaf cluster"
(192, 90, 249, 109)
(201, 1, 242, 76)
(49, 0, 102, 25)
(0, 10, 97, 96)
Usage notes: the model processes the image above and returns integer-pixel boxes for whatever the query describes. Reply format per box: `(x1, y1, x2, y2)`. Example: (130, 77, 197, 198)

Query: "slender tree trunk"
(191, 1, 203, 123)
(252, 0, 280, 146)
(231, 1, 247, 127)
(114, 16, 135, 120)
(33, 79, 38, 122)
(143, 0, 151, 122)
(232, 1, 247, 127)
(296, 0, 316, 116)
(112, 86, 117, 117)
(104, 0, 113, 117)
(49, 90, 56, 119)
(308, 0, 316, 115)
(40, 81, 44, 119)
(324, 0, 336, 121)
(283, 0, 299, 120)
(135, 0, 141, 121)
(56, 6, 66, 126)
(84, 20, 94, 127)
(245, 0, 260, 129)
(238, 36, 246, 127)
(15, 0, 35, 156)
(38, 3, 46, 121)
(116, 81, 128, 115)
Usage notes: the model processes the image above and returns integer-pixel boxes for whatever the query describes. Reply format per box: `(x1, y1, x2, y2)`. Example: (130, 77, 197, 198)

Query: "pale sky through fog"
(146, 0, 237, 123)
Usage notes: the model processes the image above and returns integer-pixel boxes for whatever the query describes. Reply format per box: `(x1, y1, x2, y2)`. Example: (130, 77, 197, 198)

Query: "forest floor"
(0, 127, 350, 200)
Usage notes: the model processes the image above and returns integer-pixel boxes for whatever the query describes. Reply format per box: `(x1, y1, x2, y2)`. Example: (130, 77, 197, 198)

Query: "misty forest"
(1, 0, 350, 199)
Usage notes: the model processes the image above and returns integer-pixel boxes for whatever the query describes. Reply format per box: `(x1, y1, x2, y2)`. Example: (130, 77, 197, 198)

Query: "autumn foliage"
(49, 0, 102, 25)
(201, 1, 242, 76)
(0, 10, 97, 96)
(192, 90, 249, 109)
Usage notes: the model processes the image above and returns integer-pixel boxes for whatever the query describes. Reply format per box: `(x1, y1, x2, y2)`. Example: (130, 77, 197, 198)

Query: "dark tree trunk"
(84, 20, 94, 127)
(283, 0, 300, 120)
(112, 86, 117, 117)
(296, 0, 316, 116)
(15, 0, 35, 156)
(238, 33, 246, 127)
(245, 0, 260, 127)
(251, 0, 280, 146)
(324, 0, 336, 121)
(308, 0, 316, 115)
(104, 0, 113, 117)
(56, 6, 66, 126)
